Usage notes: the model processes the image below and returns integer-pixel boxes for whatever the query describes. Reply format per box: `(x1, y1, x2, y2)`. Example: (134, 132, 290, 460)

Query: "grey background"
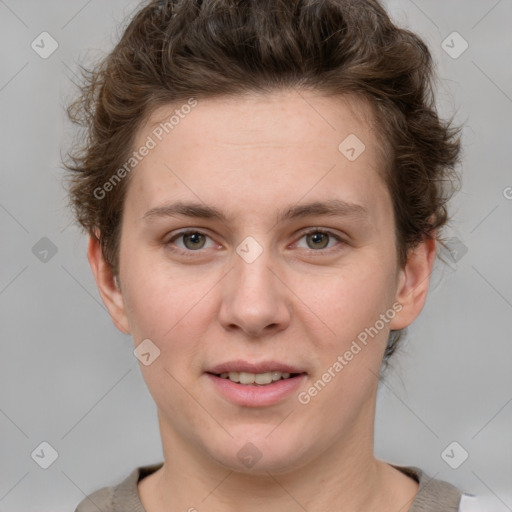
(0, 1, 511, 510)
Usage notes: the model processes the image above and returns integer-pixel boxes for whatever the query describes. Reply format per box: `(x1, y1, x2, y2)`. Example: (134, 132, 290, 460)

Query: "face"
(90, 90, 434, 475)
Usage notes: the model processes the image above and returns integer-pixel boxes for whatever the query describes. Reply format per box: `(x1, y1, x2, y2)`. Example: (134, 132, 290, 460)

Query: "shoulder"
(458, 494, 489, 512)
(74, 463, 164, 512)
(392, 464, 484, 512)
(74, 483, 116, 512)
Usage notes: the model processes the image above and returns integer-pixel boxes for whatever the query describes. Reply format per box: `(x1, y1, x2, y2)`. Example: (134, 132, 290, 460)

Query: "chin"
(204, 426, 313, 475)
(212, 448, 308, 476)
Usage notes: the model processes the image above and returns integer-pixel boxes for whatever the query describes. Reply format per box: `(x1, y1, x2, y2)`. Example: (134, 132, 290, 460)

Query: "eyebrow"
(142, 199, 369, 224)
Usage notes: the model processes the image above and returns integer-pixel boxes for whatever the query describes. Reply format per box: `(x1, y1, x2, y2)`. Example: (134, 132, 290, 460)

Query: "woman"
(65, 0, 478, 510)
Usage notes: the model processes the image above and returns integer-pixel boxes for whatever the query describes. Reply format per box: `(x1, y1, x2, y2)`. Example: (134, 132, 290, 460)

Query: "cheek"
(295, 266, 397, 416)
(120, 259, 209, 399)
(119, 248, 216, 355)
(294, 262, 396, 350)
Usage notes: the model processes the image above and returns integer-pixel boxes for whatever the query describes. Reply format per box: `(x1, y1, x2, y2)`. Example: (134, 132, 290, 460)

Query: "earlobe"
(87, 234, 131, 334)
(389, 236, 437, 331)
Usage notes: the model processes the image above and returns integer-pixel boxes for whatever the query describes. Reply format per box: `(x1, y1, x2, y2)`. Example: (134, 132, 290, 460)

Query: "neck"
(139, 402, 416, 512)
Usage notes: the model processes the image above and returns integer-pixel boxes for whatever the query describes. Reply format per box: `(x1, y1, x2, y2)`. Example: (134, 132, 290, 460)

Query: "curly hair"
(64, 0, 462, 360)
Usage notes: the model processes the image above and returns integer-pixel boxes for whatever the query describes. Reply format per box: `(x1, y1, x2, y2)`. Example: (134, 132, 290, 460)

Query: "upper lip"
(207, 360, 306, 375)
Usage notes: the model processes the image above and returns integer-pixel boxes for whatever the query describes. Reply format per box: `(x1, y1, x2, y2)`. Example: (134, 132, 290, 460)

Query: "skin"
(88, 89, 436, 512)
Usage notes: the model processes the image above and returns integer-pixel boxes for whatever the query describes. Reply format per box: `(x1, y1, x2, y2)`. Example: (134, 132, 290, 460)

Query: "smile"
(217, 371, 296, 385)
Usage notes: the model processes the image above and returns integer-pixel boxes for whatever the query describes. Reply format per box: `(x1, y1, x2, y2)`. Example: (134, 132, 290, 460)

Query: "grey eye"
(181, 232, 207, 250)
(305, 232, 330, 250)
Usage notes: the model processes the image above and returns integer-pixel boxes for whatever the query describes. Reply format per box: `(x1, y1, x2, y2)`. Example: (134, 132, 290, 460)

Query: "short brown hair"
(64, 0, 461, 360)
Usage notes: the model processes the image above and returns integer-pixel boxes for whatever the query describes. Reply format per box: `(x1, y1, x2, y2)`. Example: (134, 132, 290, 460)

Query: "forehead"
(144, 90, 380, 157)
(125, 90, 390, 225)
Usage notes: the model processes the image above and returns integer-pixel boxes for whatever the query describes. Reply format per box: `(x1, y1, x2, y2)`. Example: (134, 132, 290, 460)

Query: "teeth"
(240, 372, 257, 384)
(218, 371, 293, 385)
(255, 372, 272, 385)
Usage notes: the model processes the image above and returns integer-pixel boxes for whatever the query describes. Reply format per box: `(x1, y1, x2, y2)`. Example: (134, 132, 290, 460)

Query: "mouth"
(205, 361, 307, 407)
(210, 371, 304, 386)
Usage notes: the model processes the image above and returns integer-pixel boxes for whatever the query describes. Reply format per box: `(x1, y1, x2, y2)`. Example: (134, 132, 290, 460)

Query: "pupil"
(309, 232, 328, 249)
(185, 233, 204, 249)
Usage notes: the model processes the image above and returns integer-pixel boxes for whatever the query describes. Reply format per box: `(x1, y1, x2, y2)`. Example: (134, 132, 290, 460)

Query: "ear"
(87, 234, 131, 334)
(389, 235, 437, 330)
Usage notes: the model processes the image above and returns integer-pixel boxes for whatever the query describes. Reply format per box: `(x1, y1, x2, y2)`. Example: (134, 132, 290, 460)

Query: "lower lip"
(206, 373, 307, 407)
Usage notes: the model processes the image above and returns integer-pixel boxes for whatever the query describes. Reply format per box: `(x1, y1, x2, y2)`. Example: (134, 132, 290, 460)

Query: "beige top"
(74, 463, 463, 512)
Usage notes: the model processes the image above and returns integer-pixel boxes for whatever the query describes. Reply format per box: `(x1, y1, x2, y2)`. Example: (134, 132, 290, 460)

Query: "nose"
(218, 245, 292, 338)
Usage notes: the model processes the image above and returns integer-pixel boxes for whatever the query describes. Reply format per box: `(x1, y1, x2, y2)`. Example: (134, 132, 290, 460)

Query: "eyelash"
(165, 228, 345, 257)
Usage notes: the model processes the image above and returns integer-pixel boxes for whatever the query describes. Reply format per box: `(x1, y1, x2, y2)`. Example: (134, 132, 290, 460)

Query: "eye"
(295, 229, 344, 252)
(166, 230, 216, 253)
(165, 228, 345, 256)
